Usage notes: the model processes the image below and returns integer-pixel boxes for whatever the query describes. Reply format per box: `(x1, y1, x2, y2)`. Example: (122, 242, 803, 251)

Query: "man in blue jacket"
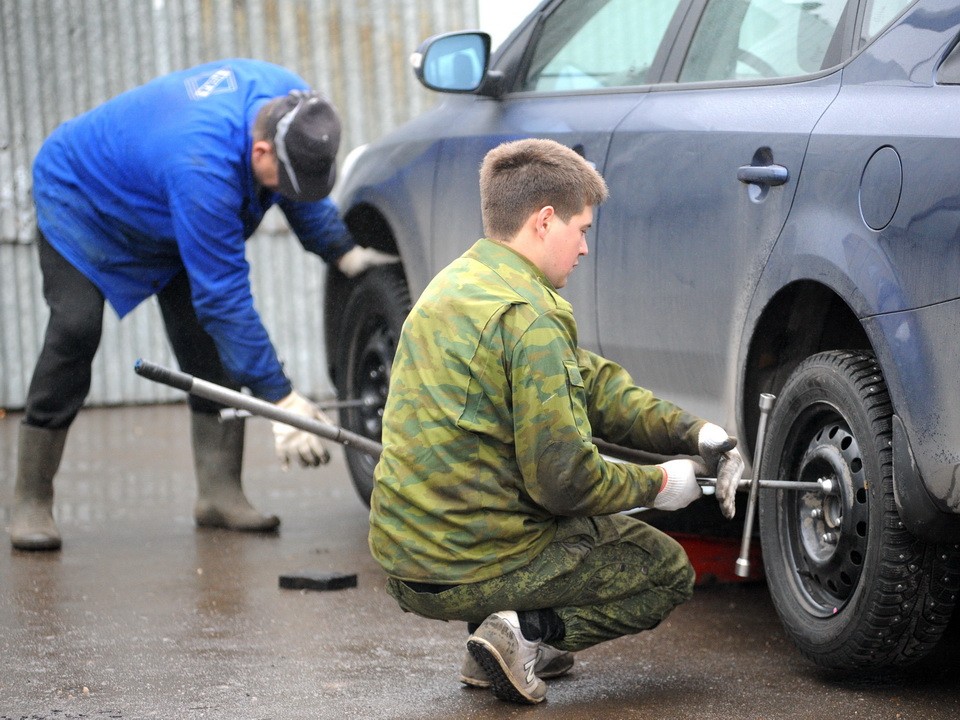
(10, 59, 394, 551)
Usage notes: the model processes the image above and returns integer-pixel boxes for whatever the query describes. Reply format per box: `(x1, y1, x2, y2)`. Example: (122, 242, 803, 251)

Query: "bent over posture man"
(369, 139, 744, 704)
(9, 59, 396, 552)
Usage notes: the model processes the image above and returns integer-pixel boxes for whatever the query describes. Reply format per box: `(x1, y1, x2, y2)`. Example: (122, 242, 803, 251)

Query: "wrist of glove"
(653, 459, 704, 512)
(698, 423, 745, 520)
(271, 391, 333, 470)
(336, 246, 400, 278)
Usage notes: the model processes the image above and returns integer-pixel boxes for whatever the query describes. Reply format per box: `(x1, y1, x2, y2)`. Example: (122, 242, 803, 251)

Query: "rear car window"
(680, 0, 850, 82)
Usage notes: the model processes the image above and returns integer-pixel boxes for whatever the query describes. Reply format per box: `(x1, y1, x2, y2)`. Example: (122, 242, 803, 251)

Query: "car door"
(430, 0, 694, 349)
(595, 0, 851, 423)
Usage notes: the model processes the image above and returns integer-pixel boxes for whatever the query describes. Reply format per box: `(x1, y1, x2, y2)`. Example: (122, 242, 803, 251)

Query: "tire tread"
(760, 350, 960, 671)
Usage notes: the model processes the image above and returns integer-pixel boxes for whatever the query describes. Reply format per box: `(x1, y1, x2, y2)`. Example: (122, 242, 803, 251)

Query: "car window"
(521, 0, 685, 91)
(860, 0, 915, 44)
(679, 0, 850, 82)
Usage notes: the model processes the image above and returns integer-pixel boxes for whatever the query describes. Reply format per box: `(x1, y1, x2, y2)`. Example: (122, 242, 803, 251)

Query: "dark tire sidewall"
(334, 265, 409, 505)
(759, 351, 898, 668)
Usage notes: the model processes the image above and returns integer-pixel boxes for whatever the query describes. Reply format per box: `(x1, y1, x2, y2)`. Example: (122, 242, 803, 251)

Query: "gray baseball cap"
(265, 90, 341, 202)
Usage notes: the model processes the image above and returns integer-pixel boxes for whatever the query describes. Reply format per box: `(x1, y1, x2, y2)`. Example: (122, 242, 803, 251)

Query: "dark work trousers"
(24, 233, 237, 429)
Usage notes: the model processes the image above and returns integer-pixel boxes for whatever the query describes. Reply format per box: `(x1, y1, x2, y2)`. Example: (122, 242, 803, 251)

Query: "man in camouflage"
(368, 138, 745, 705)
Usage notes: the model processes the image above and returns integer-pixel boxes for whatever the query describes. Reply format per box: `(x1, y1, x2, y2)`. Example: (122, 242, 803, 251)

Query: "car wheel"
(758, 350, 960, 670)
(334, 265, 410, 505)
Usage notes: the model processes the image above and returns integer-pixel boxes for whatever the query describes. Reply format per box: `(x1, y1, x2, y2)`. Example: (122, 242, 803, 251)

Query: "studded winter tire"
(758, 350, 960, 670)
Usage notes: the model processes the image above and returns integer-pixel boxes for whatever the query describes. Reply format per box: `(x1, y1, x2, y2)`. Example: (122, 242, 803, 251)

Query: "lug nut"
(821, 532, 838, 544)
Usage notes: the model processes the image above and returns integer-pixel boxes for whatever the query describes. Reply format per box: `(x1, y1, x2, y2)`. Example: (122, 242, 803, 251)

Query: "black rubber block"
(278, 570, 358, 591)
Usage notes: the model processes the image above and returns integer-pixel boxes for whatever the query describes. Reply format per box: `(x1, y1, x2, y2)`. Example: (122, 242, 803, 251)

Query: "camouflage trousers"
(386, 513, 695, 652)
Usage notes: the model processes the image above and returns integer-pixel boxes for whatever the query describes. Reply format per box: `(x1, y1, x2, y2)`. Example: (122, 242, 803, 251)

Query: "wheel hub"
(797, 445, 847, 563)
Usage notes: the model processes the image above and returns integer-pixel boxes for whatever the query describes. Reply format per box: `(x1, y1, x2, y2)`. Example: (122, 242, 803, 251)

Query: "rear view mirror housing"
(411, 31, 500, 96)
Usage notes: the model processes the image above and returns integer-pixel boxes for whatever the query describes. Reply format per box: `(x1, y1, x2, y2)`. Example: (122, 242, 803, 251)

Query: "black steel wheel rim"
(348, 315, 394, 464)
(778, 404, 870, 618)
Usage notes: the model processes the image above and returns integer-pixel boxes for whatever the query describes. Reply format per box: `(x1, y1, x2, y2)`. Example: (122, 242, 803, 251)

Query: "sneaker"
(466, 611, 547, 704)
(460, 643, 575, 688)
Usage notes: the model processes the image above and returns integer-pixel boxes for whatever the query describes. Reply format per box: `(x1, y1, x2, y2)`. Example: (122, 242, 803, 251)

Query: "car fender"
(735, 206, 873, 435)
(335, 105, 469, 298)
(337, 157, 433, 295)
(738, 210, 960, 538)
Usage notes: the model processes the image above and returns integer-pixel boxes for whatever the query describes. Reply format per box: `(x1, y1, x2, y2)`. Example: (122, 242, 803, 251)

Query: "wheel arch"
(739, 280, 869, 461)
(739, 279, 960, 542)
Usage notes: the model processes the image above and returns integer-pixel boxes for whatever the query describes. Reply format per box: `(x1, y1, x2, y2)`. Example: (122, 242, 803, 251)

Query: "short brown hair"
(253, 97, 284, 141)
(479, 138, 608, 240)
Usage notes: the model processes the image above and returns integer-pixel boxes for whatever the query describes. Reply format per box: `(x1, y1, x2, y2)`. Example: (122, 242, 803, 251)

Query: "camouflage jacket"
(368, 238, 706, 584)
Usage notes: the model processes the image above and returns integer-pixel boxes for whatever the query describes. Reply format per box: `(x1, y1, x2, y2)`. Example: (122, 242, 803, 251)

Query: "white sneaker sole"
(466, 636, 545, 704)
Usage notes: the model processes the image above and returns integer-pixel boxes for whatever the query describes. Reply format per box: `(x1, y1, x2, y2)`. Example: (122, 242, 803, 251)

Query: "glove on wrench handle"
(735, 393, 776, 578)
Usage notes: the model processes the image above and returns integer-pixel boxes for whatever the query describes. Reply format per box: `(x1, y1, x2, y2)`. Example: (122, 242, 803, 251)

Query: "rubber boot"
(9, 424, 68, 551)
(191, 412, 280, 532)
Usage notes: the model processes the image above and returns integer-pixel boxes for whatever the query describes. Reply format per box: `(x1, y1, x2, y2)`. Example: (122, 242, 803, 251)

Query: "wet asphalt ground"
(1, 403, 958, 719)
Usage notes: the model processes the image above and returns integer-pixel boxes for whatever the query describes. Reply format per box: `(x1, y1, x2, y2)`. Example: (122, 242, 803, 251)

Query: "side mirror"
(411, 31, 492, 94)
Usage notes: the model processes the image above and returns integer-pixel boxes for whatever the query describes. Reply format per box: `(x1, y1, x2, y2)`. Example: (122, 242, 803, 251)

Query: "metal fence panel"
(0, 0, 478, 409)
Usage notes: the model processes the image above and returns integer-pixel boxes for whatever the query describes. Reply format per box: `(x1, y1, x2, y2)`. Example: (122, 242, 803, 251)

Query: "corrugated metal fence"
(0, 0, 478, 409)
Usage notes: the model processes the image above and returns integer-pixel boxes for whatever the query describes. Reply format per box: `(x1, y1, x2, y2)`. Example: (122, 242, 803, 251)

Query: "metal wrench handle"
(698, 477, 831, 493)
(134, 359, 385, 458)
(735, 393, 776, 578)
(220, 396, 374, 421)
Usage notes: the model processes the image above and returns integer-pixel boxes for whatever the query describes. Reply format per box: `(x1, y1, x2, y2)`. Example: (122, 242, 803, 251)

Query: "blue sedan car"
(325, 0, 960, 671)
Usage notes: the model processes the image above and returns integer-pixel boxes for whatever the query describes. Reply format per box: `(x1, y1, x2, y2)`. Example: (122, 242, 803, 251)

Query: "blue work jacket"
(32, 59, 353, 400)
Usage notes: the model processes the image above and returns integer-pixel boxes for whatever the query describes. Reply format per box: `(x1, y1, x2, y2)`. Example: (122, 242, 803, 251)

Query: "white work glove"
(336, 246, 400, 278)
(698, 423, 745, 520)
(271, 391, 332, 470)
(653, 459, 704, 511)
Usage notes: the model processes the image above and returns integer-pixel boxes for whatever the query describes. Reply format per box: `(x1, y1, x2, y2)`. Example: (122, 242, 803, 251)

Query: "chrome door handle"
(737, 164, 789, 186)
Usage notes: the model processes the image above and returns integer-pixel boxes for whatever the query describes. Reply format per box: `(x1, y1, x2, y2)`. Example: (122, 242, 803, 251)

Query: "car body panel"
(332, 0, 960, 525)
(596, 75, 841, 425)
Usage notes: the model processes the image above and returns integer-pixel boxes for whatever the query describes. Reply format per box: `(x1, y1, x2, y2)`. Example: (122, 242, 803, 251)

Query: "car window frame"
(485, 0, 921, 99)
(853, 0, 919, 50)
(936, 34, 960, 84)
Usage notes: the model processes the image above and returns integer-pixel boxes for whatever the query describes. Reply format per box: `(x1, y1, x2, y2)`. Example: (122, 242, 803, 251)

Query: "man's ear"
(251, 139, 280, 187)
(535, 206, 555, 237)
(251, 139, 273, 162)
